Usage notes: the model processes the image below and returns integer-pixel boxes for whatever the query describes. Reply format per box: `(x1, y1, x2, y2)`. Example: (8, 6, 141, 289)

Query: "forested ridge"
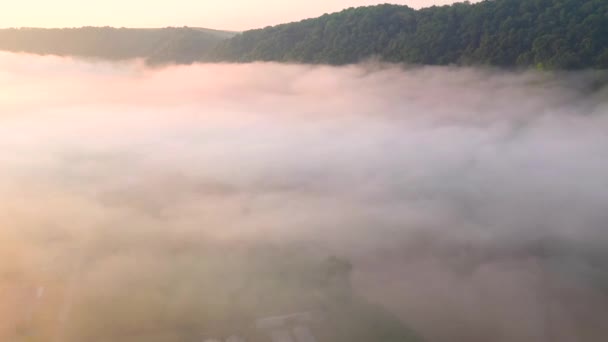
(1, 0, 607, 69)
(210, 0, 608, 69)
(0, 27, 234, 64)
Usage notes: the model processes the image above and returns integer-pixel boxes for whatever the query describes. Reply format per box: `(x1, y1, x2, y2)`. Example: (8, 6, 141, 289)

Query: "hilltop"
(1, 0, 607, 69)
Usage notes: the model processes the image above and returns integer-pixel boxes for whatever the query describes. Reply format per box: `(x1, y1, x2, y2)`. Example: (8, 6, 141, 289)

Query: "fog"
(1, 52, 607, 342)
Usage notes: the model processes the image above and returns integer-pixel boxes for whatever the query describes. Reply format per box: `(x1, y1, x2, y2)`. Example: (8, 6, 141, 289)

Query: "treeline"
(209, 0, 608, 69)
(0, 27, 234, 64)
(1, 0, 607, 69)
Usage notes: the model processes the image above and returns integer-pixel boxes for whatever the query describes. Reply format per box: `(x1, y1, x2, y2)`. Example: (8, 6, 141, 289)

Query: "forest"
(209, 0, 608, 69)
(0, 27, 234, 64)
(1, 1, 607, 68)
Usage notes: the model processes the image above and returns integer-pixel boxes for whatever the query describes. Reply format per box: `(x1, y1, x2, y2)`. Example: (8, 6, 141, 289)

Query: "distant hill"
(0, 27, 236, 64)
(210, 0, 608, 69)
(1, 0, 607, 69)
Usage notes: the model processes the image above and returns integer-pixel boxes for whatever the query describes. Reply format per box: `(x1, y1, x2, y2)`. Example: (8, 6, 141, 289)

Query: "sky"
(1, 0, 472, 31)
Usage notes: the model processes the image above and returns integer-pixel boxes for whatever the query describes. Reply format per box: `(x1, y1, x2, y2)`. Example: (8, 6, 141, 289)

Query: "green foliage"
(2, 0, 606, 69)
(210, 0, 608, 70)
(0, 27, 234, 65)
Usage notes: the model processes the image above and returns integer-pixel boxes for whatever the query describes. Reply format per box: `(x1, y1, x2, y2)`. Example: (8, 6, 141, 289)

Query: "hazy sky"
(2, 0, 471, 31)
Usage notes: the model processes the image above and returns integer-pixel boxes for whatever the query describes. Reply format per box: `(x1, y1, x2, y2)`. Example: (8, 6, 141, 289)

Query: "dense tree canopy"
(1, 0, 607, 69)
(209, 0, 608, 69)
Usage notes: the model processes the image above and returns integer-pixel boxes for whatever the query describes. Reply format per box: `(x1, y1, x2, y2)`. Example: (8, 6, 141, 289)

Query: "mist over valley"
(1, 52, 607, 341)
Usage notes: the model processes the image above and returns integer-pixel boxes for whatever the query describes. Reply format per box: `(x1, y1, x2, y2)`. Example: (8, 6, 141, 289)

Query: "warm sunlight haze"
(0, 1, 607, 342)
(3, 0, 473, 30)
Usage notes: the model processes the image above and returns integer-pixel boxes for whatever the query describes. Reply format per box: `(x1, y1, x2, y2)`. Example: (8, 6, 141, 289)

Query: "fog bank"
(1, 52, 607, 342)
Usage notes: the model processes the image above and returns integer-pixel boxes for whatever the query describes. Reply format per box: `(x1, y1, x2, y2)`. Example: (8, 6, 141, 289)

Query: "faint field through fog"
(1, 52, 607, 342)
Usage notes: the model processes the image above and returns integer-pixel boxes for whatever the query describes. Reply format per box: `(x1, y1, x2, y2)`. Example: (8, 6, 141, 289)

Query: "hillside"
(1, 0, 607, 69)
(0, 27, 235, 64)
(210, 0, 608, 69)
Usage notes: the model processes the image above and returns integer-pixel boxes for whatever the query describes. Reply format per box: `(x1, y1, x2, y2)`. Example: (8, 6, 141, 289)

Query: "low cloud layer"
(1, 52, 607, 342)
